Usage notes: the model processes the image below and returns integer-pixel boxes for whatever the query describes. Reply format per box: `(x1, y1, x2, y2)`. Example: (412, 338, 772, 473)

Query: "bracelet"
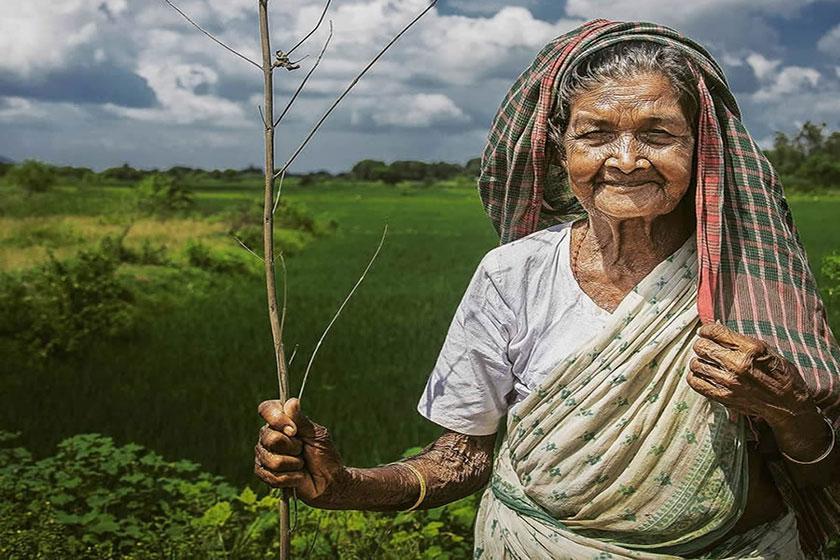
(780, 411, 836, 465)
(391, 461, 426, 512)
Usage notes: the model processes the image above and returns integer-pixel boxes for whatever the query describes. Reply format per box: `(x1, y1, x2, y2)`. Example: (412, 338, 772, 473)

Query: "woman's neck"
(582, 203, 694, 277)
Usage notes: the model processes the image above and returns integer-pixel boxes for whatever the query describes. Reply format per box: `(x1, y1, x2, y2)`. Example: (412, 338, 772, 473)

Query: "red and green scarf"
(478, 19, 840, 556)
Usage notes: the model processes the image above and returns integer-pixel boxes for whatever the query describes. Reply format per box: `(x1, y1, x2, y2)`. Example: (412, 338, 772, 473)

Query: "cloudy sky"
(1, 0, 838, 172)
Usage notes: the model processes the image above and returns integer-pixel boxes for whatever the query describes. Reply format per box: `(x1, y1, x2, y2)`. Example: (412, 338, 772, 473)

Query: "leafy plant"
(0, 242, 134, 360)
(7, 160, 56, 194)
(136, 173, 195, 215)
(0, 431, 479, 559)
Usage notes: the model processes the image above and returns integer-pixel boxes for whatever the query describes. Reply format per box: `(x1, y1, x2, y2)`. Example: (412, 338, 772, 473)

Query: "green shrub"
(7, 160, 56, 194)
(185, 240, 249, 275)
(0, 244, 134, 359)
(0, 431, 479, 559)
(136, 174, 194, 215)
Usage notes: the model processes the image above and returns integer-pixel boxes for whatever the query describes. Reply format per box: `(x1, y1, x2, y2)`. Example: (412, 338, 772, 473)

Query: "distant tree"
(102, 163, 146, 182)
(351, 159, 389, 181)
(7, 160, 56, 194)
(136, 173, 194, 214)
(464, 157, 481, 177)
(765, 121, 840, 191)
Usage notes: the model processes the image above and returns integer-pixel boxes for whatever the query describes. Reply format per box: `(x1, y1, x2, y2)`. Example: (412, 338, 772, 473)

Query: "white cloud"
(0, 0, 128, 77)
(351, 93, 469, 128)
(565, 0, 817, 25)
(446, 0, 540, 16)
(746, 54, 821, 103)
(105, 61, 246, 125)
(818, 23, 840, 57)
(746, 53, 782, 81)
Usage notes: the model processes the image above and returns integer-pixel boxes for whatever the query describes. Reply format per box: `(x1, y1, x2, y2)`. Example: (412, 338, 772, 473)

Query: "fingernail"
(284, 426, 295, 436)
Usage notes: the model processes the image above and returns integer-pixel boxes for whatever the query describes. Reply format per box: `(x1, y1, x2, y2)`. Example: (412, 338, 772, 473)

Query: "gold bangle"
(392, 461, 426, 512)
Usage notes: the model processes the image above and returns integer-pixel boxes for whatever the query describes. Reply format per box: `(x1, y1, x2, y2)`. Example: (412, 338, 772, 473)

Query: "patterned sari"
(474, 239, 802, 558)
(475, 19, 840, 559)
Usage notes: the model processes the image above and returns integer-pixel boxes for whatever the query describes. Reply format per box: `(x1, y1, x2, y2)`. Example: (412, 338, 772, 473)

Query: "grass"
(0, 178, 837, 489)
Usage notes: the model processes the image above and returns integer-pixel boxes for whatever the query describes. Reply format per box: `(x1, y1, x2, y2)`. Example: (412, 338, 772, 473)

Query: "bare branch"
(288, 344, 300, 366)
(258, 105, 268, 130)
(162, 0, 261, 70)
(286, 0, 332, 57)
(231, 233, 263, 261)
(278, 251, 288, 341)
(298, 225, 389, 401)
(271, 168, 287, 215)
(274, 0, 438, 180)
(274, 21, 334, 128)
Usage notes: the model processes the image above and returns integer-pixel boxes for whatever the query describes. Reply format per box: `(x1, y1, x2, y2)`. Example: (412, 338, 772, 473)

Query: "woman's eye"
(578, 130, 612, 141)
(642, 129, 674, 140)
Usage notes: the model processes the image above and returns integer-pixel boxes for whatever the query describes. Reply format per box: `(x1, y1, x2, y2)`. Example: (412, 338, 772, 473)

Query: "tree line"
(0, 158, 483, 193)
(2, 121, 838, 193)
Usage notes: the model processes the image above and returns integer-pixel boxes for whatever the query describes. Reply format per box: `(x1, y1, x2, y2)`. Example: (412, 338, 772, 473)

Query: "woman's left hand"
(688, 322, 816, 425)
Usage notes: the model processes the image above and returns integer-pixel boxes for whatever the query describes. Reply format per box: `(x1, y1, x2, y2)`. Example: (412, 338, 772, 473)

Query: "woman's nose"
(605, 135, 650, 173)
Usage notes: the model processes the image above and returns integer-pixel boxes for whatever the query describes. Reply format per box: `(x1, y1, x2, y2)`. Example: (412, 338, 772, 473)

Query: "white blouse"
(416, 221, 614, 436)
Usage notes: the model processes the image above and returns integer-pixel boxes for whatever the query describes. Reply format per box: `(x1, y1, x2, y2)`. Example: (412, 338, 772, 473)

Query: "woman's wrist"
(768, 404, 834, 462)
(308, 463, 421, 511)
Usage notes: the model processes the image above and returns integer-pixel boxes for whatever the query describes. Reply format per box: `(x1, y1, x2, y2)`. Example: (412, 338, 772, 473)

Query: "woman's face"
(562, 71, 695, 221)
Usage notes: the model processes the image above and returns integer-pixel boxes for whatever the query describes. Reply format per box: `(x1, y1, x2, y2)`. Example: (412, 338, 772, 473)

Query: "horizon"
(2, 1, 839, 172)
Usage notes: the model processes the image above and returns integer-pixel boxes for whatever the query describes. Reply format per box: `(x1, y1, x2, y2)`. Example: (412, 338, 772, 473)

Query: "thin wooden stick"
(298, 225, 388, 401)
(257, 2, 291, 559)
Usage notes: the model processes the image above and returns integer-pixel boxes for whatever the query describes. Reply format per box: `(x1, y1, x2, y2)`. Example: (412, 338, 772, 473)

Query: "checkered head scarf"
(479, 19, 840, 556)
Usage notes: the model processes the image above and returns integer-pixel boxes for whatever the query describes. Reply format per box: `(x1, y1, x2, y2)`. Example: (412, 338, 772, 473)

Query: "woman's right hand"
(255, 397, 347, 507)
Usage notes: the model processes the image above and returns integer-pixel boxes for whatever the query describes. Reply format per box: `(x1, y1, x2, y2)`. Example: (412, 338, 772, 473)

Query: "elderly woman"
(254, 20, 840, 559)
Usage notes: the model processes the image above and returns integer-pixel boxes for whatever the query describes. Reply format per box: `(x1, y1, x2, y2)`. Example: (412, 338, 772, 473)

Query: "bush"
(7, 160, 56, 194)
(0, 431, 479, 559)
(136, 174, 194, 215)
(0, 243, 134, 360)
(185, 240, 249, 275)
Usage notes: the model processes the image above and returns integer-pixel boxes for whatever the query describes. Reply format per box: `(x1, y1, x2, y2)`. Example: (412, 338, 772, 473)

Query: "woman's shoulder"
(484, 221, 574, 269)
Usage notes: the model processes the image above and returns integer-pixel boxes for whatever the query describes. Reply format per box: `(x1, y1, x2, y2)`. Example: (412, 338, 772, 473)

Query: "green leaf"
(238, 486, 256, 505)
(196, 501, 232, 528)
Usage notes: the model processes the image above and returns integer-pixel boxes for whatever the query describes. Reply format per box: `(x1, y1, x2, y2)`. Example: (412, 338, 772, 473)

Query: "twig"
(278, 251, 288, 342)
(274, 21, 334, 128)
(231, 233, 264, 261)
(298, 225, 389, 400)
(288, 344, 300, 366)
(162, 0, 261, 70)
(258, 105, 268, 130)
(286, 0, 332, 57)
(271, 168, 287, 215)
(274, 0, 438, 180)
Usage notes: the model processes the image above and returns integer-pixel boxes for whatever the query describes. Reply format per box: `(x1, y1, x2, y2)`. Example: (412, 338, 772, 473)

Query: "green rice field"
(0, 179, 838, 488)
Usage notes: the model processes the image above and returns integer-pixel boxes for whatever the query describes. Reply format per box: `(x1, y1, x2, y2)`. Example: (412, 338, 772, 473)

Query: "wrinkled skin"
(254, 72, 837, 547)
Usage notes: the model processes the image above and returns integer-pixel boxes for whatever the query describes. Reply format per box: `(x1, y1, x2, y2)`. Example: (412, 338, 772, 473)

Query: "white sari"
(473, 239, 804, 559)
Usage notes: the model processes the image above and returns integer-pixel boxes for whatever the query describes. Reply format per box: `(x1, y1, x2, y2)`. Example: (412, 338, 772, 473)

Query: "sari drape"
(476, 19, 840, 557)
(473, 239, 802, 558)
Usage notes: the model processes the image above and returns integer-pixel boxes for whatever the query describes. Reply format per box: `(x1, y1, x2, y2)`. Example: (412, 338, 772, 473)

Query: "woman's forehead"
(568, 73, 688, 125)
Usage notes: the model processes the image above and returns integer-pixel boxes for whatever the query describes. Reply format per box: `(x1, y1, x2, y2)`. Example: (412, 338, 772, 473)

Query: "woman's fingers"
(259, 425, 303, 455)
(258, 399, 299, 436)
(698, 323, 766, 355)
(693, 335, 776, 386)
(283, 398, 316, 439)
(254, 442, 305, 472)
(254, 459, 307, 488)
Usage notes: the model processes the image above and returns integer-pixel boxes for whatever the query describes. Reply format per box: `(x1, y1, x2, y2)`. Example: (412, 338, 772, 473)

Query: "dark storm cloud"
(0, 63, 157, 108)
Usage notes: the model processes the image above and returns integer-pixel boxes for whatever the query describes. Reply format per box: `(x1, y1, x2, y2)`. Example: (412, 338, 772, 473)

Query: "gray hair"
(547, 40, 699, 155)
